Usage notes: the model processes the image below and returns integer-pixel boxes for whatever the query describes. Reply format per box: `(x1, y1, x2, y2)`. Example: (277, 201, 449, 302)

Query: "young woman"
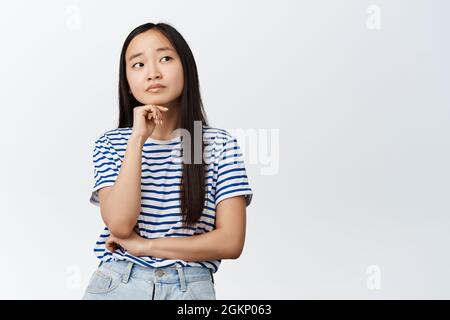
(82, 22, 253, 300)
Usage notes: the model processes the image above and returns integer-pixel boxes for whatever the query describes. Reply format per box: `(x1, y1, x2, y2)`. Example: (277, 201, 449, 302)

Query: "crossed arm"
(97, 136, 247, 261)
(101, 189, 248, 261)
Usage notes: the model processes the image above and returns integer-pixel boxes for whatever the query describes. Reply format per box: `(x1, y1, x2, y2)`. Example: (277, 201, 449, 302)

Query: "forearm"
(142, 229, 240, 261)
(101, 134, 144, 238)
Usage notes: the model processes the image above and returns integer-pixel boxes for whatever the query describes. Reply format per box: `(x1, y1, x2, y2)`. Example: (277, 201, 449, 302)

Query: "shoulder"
(94, 127, 132, 144)
(202, 124, 235, 146)
(93, 127, 132, 151)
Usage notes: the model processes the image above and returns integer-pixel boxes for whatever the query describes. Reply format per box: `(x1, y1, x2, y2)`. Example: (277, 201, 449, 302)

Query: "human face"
(125, 29, 184, 106)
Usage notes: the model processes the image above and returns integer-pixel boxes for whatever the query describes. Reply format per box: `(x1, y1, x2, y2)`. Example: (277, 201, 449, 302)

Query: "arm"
(140, 195, 247, 261)
(99, 134, 145, 238)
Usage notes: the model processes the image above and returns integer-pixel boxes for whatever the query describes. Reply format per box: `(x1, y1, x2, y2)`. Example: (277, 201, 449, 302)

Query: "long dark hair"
(117, 22, 209, 228)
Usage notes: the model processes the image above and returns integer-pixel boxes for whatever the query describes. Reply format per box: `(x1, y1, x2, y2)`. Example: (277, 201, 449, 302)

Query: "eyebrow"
(128, 47, 174, 61)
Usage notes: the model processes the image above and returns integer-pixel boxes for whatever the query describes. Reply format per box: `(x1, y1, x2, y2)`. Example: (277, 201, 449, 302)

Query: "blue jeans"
(82, 260, 216, 300)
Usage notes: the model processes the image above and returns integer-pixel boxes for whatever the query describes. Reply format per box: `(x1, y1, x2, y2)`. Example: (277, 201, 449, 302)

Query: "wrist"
(138, 238, 154, 256)
(129, 134, 147, 147)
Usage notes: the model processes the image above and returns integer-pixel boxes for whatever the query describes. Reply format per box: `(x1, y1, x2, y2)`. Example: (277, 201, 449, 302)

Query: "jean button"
(156, 269, 165, 277)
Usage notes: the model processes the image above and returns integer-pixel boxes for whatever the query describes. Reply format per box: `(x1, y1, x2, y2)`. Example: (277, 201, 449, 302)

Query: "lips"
(146, 83, 166, 91)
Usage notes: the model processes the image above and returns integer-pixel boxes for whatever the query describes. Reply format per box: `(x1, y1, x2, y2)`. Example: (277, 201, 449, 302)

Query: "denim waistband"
(97, 259, 214, 291)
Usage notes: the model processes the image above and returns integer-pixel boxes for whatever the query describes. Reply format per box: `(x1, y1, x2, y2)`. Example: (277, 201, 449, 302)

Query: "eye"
(160, 56, 172, 62)
(132, 62, 144, 68)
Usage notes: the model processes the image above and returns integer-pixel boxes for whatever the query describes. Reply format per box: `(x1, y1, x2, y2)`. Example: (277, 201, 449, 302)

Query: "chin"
(140, 96, 171, 106)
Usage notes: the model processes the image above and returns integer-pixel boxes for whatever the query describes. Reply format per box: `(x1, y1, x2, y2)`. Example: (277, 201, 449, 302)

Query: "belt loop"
(209, 268, 214, 284)
(122, 261, 134, 284)
(175, 265, 187, 292)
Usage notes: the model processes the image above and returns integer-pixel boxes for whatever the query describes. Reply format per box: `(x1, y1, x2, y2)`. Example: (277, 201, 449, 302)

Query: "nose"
(146, 63, 162, 81)
(147, 73, 161, 80)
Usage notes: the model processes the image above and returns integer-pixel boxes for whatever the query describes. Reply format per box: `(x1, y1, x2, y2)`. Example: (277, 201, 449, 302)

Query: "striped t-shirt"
(89, 124, 253, 273)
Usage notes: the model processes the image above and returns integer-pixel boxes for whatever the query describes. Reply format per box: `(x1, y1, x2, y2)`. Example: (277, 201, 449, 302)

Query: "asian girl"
(82, 22, 253, 300)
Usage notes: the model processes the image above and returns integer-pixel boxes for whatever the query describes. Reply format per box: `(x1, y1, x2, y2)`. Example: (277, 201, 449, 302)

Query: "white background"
(0, 0, 449, 299)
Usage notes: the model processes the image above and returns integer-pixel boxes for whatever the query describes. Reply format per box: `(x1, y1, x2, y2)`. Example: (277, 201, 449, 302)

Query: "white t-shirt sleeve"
(214, 135, 253, 208)
(89, 134, 121, 206)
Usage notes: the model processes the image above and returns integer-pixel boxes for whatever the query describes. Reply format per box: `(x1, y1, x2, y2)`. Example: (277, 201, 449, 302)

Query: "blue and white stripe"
(89, 125, 253, 273)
